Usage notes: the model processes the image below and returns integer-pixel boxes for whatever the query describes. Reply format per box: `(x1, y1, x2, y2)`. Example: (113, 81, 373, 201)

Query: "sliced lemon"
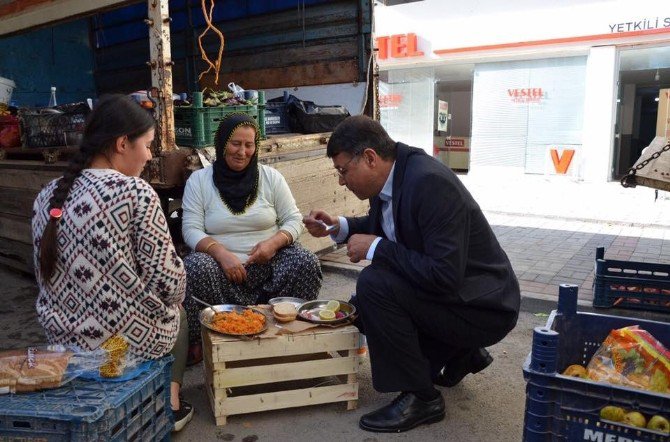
(325, 300, 340, 312)
(319, 309, 336, 320)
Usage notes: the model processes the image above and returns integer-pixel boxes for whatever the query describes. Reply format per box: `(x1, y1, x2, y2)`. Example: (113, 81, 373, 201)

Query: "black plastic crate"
(19, 103, 89, 148)
(523, 285, 670, 441)
(593, 247, 670, 313)
(264, 101, 290, 134)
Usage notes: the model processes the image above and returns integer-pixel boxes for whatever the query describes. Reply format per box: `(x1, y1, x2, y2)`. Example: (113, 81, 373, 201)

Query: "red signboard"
(379, 94, 403, 108)
(376, 33, 424, 60)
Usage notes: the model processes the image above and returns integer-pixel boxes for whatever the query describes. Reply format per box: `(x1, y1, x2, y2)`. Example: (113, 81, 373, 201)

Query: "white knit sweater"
(181, 165, 304, 262)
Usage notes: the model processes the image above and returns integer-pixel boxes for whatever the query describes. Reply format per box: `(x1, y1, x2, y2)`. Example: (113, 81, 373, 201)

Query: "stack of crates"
(174, 91, 266, 148)
(0, 357, 173, 441)
(523, 285, 670, 441)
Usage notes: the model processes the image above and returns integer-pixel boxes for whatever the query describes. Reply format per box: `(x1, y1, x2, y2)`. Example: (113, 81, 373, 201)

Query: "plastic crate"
(19, 103, 89, 148)
(174, 91, 266, 148)
(523, 285, 670, 441)
(0, 356, 173, 441)
(263, 101, 290, 134)
(593, 247, 670, 313)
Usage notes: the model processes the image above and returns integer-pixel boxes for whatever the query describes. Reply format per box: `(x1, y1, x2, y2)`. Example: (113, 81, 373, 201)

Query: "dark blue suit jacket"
(346, 143, 520, 313)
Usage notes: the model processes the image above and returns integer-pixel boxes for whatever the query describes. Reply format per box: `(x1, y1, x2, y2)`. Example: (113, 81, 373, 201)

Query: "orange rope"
(198, 0, 225, 86)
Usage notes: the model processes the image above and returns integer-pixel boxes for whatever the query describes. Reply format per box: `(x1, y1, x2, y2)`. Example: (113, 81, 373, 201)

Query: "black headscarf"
(212, 113, 260, 215)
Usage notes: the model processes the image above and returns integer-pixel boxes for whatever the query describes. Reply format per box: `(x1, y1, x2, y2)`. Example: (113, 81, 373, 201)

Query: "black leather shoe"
(359, 392, 445, 433)
(435, 348, 493, 387)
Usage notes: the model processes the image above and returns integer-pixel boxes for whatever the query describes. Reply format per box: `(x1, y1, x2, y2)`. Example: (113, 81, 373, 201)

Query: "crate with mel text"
(593, 247, 670, 313)
(202, 325, 359, 426)
(0, 356, 173, 441)
(523, 285, 670, 442)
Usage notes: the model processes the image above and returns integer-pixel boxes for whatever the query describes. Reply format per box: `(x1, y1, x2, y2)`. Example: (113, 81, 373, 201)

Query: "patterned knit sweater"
(32, 169, 186, 359)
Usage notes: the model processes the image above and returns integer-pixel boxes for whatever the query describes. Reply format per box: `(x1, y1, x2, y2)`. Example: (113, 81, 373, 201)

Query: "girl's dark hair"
(39, 94, 155, 282)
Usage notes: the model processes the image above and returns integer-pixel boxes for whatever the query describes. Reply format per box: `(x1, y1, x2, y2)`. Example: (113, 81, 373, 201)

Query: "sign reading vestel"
(376, 33, 424, 60)
(508, 88, 545, 104)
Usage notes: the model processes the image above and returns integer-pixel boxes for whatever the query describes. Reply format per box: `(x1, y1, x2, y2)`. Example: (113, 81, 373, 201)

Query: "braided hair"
(38, 94, 155, 282)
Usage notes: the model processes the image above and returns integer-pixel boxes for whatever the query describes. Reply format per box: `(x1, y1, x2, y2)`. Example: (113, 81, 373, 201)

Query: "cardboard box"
(657, 88, 670, 141)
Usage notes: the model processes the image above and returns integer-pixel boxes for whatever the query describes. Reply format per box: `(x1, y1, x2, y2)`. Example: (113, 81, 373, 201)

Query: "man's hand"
(303, 209, 339, 237)
(211, 247, 247, 284)
(347, 234, 377, 263)
(246, 239, 277, 265)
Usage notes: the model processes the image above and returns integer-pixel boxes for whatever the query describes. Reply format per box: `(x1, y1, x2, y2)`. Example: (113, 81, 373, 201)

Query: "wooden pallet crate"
(202, 325, 360, 426)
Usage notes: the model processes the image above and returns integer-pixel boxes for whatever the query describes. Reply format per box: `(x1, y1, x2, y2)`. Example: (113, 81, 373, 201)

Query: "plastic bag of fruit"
(586, 325, 670, 393)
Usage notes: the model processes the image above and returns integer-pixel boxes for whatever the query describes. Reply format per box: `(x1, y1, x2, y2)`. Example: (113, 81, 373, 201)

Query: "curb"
(321, 263, 670, 323)
(483, 209, 670, 229)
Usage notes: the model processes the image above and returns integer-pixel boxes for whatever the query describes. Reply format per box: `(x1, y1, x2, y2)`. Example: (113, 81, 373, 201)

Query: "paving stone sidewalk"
(319, 212, 670, 309)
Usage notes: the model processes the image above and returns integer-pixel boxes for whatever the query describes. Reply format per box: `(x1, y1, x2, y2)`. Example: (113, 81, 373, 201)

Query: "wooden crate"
(202, 325, 360, 426)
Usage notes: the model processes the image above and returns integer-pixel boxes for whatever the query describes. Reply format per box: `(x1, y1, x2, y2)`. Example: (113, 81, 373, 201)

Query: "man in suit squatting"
(304, 115, 520, 433)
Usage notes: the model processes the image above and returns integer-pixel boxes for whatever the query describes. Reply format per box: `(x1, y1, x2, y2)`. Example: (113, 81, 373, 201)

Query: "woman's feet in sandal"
(173, 399, 194, 432)
(187, 343, 202, 366)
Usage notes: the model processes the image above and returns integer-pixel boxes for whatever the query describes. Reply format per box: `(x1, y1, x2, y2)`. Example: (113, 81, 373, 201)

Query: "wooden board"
(201, 60, 359, 91)
(205, 326, 359, 365)
(0, 237, 34, 274)
(0, 187, 41, 218)
(0, 213, 32, 244)
(0, 160, 66, 185)
(213, 355, 358, 388)
(212, 383, 358, 417)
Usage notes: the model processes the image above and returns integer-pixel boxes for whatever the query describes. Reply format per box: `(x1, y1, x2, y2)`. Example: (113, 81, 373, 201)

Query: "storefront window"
(470, 56, 587, 176)
(379, 67, 435, 154)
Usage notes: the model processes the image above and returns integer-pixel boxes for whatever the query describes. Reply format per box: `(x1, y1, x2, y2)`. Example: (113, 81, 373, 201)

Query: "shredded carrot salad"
(210, 309, 265, 335)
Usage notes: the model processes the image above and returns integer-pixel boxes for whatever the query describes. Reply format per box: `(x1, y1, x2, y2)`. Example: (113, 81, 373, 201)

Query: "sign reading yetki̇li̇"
(508, 88, 545, 104)
(375, 33, 424, 60)
(608, 17, 670, 33)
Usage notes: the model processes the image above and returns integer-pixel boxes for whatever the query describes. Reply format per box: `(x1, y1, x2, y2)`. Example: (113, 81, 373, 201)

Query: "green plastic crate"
(174, 104, 265, 148)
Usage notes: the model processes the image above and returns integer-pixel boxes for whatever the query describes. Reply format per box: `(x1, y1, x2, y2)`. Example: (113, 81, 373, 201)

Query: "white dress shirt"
(333, 162, 396, 260)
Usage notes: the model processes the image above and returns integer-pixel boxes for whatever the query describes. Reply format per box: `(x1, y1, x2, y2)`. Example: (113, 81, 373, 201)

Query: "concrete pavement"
(0, 266, 546, 442)
(2, 173, 670, 441)
(321, 172, 670, 313)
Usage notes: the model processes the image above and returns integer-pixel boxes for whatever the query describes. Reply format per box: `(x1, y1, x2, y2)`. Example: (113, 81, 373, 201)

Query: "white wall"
(581, 46, 618, 182)
(375, 0, 670, 64)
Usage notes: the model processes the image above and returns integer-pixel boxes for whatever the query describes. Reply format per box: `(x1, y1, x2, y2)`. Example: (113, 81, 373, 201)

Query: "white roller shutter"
(471, 57, 587, 174)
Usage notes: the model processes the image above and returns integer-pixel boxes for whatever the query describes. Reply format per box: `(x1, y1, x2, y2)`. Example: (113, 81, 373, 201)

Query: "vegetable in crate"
(586, 325, 670, 393)
(197, 89, 257, 107)
(562, 364, 588, 378)
(648, 415, 670, 433)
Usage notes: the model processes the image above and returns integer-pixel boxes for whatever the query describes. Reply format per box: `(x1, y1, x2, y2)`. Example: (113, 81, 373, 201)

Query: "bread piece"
(273, 302, 297, 317)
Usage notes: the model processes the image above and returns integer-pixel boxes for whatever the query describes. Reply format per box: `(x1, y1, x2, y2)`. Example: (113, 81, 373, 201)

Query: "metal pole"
(147, 0, 175, 153)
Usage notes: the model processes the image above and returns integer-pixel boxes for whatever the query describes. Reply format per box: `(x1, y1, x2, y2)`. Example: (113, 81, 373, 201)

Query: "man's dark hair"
(326, 115, 396, 160)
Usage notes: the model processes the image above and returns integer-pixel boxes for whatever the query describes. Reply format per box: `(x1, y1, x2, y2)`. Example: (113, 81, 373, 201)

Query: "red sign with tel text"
(376, 33, 424, 60)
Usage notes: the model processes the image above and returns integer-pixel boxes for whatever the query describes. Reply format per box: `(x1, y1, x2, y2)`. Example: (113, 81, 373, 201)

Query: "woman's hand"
(211, 247, 247, 284)
(246, 239, 278, 265)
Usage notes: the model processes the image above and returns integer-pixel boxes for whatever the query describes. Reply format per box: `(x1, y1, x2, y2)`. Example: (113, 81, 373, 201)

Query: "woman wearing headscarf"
(181, 114, 322, 357)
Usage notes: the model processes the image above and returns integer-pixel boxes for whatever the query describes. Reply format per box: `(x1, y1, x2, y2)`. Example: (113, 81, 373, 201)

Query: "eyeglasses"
(335, 153, 360, 178)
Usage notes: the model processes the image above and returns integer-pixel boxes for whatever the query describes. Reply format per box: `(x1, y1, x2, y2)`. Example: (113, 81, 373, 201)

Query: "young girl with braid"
(31, 95, 193, 432)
